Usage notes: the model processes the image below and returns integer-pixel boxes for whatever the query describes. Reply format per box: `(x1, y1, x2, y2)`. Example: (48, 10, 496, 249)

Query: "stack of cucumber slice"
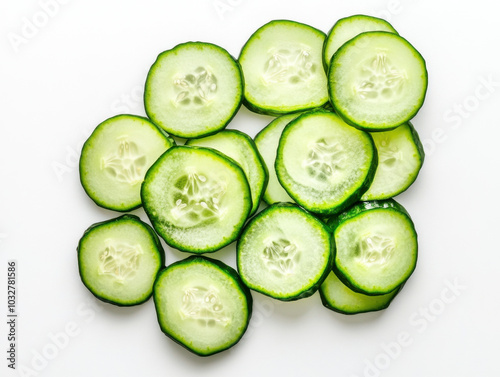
(77, 14, 427, 356)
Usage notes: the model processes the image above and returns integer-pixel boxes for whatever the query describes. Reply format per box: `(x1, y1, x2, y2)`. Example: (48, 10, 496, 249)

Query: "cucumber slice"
(239, 20, 328, 115)
(275, 110, 377, 215)
(186, 130, 268, 216)
(144, 42, 243, 138)
(79, 115, 174, 211)
(331, 200, 418, 295)
(254, 113, 300, 204)
(361, 122, 425, 201)
(77, 214, 165, 306)
(237, 203, 332, 301)
(319, 270, 401, 315)
(154, 255, 252, 356)
(141, 146, 252, 253)
(329, 31, 428, 131)
(323, 14, 397, 71)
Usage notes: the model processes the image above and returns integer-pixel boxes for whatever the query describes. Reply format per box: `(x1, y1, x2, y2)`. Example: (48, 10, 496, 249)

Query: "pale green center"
(263, 47, 317, 84)
(98, 239, 143, 283)
(171, 170, 227, 226)
(378, 137, 402, 167)
(261, 237, 300, 276)
(101, 137, 146, 185)
(180, 286, 229, 327)
(356, 234, 394, 265)
(302, 138, 345, 181)
(173, 66, 218, 106)
(354, 52, 407, 101)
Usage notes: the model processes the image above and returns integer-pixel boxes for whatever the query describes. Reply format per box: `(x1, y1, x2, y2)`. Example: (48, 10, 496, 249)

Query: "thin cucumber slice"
(237, 203, 332, 301)
(323, 14, 397, 71)
(144, 42, 243, 138)
(254, 113, 300, 204)
(77, 214, 165, 306)
(154, 255, 252, 356)
(79, 115, 174, 211)
(329, 31, 428, 131)
(239, 20, 328, 115)
(332, 200, 418, 295)
(141, 146, 252, 253)
(275, 110, 377, 215)
(186, 130, 268, 215)
(361, 122, 425, 201)
(319, 270, 401, 315)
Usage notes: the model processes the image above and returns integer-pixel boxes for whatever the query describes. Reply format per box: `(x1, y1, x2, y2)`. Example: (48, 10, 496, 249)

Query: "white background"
(1, 0, 499, 376)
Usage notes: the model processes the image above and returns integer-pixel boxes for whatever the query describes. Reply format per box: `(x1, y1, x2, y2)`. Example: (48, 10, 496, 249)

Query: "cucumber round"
(328, 31, 428, 131)
(237, 203, 332, 301)
(79, 114, 174, 211)
(254, 113, 300, 204)
(239, 20, 328, 115)
(323, 14, 397, 71)
(186, 129, 268, 216)
(153, 255, 252, 356)
(275, 110, 377, 215)
(319, 270, 402, 315)
(144, 42, 243, 138)
(331, 200, 418, 295)
(77, 214, 165, 306)
(361, 122, 425, 201)
(141, 146, 252, 253)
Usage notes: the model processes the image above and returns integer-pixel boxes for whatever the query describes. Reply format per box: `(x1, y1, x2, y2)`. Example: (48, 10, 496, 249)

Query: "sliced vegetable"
(144, 42, 243, 138)
(319, 270, 402, 314)
(77, 214, 164, 306)
(237, 203, 332, 301)
(323, 14, 397, 70)
(239, 20, 328, 115)
(141, 146, 252, 253)
(331, 200, 418, 295)
(254, 113, 300, 204)
(328, 31, 428, 131)
(79, 114, 174, 211)
(186, 129, 268, 216)
(361, 122, 425, 200)
(275, 110, 377, 215)
(153, 255, 252, 356)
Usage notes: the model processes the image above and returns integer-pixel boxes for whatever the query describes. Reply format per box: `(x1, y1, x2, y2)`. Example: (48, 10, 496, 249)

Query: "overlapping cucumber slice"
(141, 146, 252, 253)
(145, 42, 243, 138)
(275, 110, 377, 215)
(237, 203, 332, 301)
(77, 214, 165, 306)
(328, 31, 428, 131)
(239, 20, 328, 115)
(153, 256, 252, 356)
(331, 200, 418, 296)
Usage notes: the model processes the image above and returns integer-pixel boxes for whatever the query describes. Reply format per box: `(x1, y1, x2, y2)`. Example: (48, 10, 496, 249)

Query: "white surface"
(1, 0, 499, 376)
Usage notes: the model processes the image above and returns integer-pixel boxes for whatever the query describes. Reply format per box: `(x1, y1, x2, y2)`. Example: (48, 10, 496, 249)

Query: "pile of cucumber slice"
(77, 14, 427, 356)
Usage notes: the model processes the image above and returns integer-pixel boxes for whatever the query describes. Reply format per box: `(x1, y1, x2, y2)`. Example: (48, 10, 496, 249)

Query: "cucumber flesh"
(332, 200, 418, 295)
(79, 115, 174, 211)
(237, 203, 332, 301)
(153, 256, 252, 356)
(361, 122, 425, 200)
(254, 113, 300, 204)
(186, 130, 268, 216)
(320, 270, 401, 315)
(77, 214, 165, 306)
(239, 20, 328, 115)
(275, 110, 377, 215)
(329, 31, 428, 131)
(145, 42, 243, 138)
(323, 14, 397, 71)
(141, 146, 252, 253)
